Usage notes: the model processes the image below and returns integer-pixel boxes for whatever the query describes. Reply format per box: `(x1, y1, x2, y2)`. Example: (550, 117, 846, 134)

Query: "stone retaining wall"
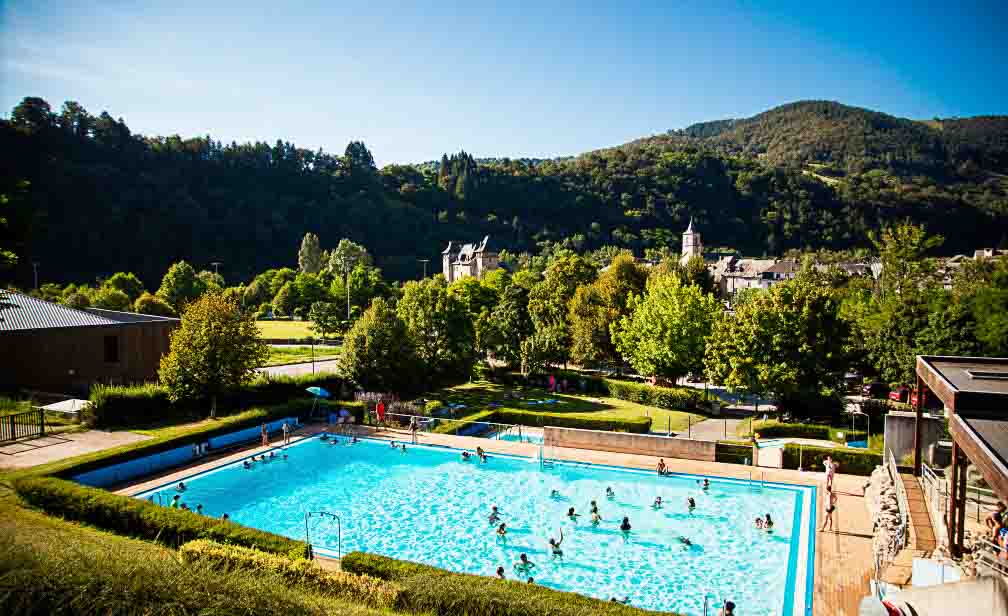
(543, 426, 715, 461)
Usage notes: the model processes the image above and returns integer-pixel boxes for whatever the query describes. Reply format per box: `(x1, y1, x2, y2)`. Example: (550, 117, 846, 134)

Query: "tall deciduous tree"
(705, 272, 849, 416)
(487, 283, 534, 367)
(397, 276, 475, 381)
(613, 274, 720, 382)
(105, 272, 145, 303)
(298, 232, 323, 274)
(159, 290, 268, 417)
(134, 291, 176, 317)
(568, 252, 647, 368)
(309, 301, 342, 341)
(91, 287, 131, 311)
(157, 261, 205, 310)
(338, 297, 417, 392)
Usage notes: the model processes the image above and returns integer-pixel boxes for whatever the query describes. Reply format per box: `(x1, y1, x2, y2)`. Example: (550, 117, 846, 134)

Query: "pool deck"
(115, 425, 875, 616)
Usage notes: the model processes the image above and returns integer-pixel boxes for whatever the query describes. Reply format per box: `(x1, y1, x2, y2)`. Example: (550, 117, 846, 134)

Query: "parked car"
(889, 385, 910, 403)
(861, 381, 888, 399)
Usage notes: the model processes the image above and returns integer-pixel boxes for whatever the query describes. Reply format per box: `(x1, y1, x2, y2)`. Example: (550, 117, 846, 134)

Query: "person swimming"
(591, 510, 601, 525)
(548, 529, 564, 558)
(567, 507, 580, 520)
(678, 536, 692, 547)
(702, 479, 710, 491)
(476, 446, 487, 462)
(550, 489, 561, 499)
(320, 434, 330, 441)
(609, 597, 630, 605)
(389, 440, 396, 448)
(462, 451, 472, 461)
(177, 482, 186, 492)
(489, 506, 501, 523)
(401, 443, 407, 453)
(620, 516, 631, 532)
(754, 516, 764, 529)
(269, 451, 275, 459)
(687, 497, 696, 512)
(652, 496, 663, 509)
(496, 566, 505, 579)
(243, 460, 251, 469)
(606, 487, 615, 499)
(497, 523, 507, 538)
(221, 513, 230, 521)
(351, 435, 359, 444)
(196, 504, 203, 515)
(764, 513, 774, 532)
(282, 453, 288, 460)
(590, 500, 599, 514)
(514, 553, 535, 573)
(527, 577, 534, 584)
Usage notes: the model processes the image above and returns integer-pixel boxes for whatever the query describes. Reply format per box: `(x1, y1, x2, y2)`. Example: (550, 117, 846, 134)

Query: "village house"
(441, 236, 500, 283)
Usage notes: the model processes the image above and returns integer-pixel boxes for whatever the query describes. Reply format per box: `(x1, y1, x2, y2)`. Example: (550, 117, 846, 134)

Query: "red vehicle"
(910, 389, 943, 411)
(889, 386, 910, 403)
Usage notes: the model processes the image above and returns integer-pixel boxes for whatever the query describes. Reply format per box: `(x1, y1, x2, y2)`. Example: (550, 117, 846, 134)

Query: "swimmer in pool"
(678, 536, 692, 547)
(591, 510, 601, 525)
(269, 451, 275, 458)
(462, 451, 472, 461)
(514, 553, 535, 573)
(497, 523, 507, 538)
(476, 446, 487, 461)
(221, 513, 230, 521)
(177, 482, 186, 492)
(496, 566, 505, 579)
(754, 516, 764, 529)
(548, 529, 564, 558)
(610, 597, 630, 605)
(567, 507, 580, 520)
(489, 506, 501, 523)
(703, 479, 710, 491)
(590, 500, 599, 514)
(687, 497, 696, 512)
(196, 504, 203, 515)
(606, 487, 615, 499)
(620, 517, 632, 532)
(401, 444, 406, 453)
(550, 489, 561, 499)
(652, 496, 663, 509)
(389, 440, 396, 448)
(282, 453, 288, 460)
(321, 434, 330, 441)
(352, 435, 359, 444)
(764, 513, 774, 532)
(243, 460, 251, 469)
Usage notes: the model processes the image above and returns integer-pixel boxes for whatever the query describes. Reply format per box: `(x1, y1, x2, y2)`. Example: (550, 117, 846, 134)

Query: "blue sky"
(2, 1, 1005, 165)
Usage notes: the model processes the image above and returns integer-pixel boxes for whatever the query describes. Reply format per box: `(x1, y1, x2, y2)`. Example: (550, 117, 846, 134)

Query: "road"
(257, 360, 341, 378)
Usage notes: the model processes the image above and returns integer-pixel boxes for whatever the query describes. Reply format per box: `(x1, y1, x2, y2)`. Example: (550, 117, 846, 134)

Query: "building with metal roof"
(0, 290, 178, 395)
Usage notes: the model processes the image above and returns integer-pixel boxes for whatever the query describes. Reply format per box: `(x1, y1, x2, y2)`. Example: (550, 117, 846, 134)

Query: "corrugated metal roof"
(0, 290, 176, 333)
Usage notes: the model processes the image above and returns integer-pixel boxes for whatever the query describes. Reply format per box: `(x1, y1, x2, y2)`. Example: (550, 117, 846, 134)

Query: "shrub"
(745, 420, 867, 443)
(341, 552, 656, 616)
(601, 379, 700, 411)
(493, 409, 652, 433)
(86, 373, 346, 428)
(715, 442, 752, 465)
(13, 476, 308, 555)
(180, 540, 400, 608)
(860, 398, 911, 417)
(781, 444, 882, 476)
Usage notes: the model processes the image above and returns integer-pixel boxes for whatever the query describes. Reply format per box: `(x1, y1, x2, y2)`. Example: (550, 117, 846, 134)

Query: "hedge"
(747, 420, 867, 443)
(341, 551, 661, 616)
(492, 409, 652, 433)
(600, 379, 701, 411)
(51, 400, 317, 479)
(180, 539, 400, 608)
(781, 444, 882, 476)
(715, 442, 752, 465)
(12, 476, 308, 556)
(86, 372, 347, 428)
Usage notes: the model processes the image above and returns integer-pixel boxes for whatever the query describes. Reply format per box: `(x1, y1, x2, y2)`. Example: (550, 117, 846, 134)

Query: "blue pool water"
(139, 437, 814, 615)
(492, 428, 544, 445)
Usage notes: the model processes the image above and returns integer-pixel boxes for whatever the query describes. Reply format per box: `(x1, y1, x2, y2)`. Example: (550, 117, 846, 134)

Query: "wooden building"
(0, 291, 178, 395)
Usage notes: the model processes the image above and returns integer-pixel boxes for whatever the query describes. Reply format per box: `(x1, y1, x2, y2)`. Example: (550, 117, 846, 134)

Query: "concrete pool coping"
(113, 425, 875, 615)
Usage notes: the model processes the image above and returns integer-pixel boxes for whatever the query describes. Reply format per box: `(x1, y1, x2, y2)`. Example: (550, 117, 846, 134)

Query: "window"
(104, 335, 119, 363)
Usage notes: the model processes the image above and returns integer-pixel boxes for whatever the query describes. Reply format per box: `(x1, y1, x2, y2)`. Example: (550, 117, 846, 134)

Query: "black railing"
(0, 408, 45, 443)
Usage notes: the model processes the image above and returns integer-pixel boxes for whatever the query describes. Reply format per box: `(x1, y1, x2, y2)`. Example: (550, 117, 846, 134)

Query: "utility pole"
(418, 259, 429, 279)
(32, 261, 39, 290)
(210, 261, 222, 276)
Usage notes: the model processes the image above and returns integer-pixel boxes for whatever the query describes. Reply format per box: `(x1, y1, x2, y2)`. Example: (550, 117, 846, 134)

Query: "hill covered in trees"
(2, 97, 1006, 289)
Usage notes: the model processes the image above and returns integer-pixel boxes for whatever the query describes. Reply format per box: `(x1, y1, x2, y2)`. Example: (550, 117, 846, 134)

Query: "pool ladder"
(748, 471, 765, 492)
(538, 445, 554, 469)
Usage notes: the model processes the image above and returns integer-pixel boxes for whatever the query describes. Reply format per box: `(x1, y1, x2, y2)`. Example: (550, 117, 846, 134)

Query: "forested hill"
(2, 96, 1007, 289)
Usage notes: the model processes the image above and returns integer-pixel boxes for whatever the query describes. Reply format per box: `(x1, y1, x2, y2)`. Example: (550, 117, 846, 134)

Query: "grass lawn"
(263, 345, 341, 366)
(425, 381, 702, 434)
(256, 320, 317, 339)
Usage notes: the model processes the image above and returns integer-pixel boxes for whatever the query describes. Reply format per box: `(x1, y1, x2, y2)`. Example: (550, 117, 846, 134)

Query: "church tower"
(680, 218, 703, 265)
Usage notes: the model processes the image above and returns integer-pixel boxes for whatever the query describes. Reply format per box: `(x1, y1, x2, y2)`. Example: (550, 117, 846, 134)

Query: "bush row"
(13, 476, 308, 556)
(180, 539, 400, 608)
(600, 379, 701, 411)
(714, 442, 752, 465)
(781, 444, 882, 476)
(86, 372, 348, 428)
(748, 420, 867, 443)
(859, 398, 912, 417)
(341, 551, 656, 616)
(52, 400, 316, 479)
(492, 409, 652, 433)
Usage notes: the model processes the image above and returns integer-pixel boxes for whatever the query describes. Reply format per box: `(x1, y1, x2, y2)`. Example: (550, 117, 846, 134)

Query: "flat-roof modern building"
(0, 291, 179, 396)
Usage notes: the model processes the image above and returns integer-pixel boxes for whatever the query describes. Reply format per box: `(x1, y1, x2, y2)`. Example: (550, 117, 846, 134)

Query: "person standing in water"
(548, 529, 564, 558)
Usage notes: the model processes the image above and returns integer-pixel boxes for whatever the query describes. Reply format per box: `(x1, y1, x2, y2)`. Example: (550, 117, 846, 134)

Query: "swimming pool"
(138, 436, 815, 615)
(491, 427, 544, 445)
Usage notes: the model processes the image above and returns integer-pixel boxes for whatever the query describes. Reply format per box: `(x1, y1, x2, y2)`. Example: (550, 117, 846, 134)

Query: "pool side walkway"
(115, 425, 876, 616)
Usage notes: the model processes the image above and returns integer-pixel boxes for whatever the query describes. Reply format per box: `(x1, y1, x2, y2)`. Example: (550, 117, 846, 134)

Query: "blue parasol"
(305, 386, 330, 398)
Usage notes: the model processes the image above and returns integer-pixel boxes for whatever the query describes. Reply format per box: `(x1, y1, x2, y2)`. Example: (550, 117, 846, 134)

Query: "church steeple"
(681, 218, 703, 265)
(685, 217, 694, 234)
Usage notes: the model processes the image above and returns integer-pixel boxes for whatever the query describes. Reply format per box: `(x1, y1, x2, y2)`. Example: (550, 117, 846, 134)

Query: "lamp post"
(418, 259, 429, 279)
(32, 261, 39, 290)
(210, 261, 222, 276)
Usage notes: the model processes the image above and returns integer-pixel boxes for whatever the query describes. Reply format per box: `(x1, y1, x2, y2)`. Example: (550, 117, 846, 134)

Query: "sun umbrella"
(305, 386, 330, 398)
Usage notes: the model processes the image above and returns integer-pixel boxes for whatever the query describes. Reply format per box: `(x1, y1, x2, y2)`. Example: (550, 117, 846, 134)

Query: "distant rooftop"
(0, 290, 178, 333)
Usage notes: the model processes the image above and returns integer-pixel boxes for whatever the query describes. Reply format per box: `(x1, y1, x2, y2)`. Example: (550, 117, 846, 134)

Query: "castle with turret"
(441, 236, 500, 283)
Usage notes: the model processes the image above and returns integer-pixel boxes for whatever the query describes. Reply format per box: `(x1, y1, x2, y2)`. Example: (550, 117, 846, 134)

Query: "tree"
(271, 282, 296, 318)
(568, 253, 647, 368)
(64, 290, 92, 309)
(134, 291, 176, 317)
(705, 272, 849, 417)
(397, 277, 475, 382)
(487, 283, 534, 367)
(298, 232, 323, 274)
(327, 239, 372, 276)
(613, 274, 720, 382)
(105, 272, 145, 302)
(344, 141, 377, 178)
(11, 97, 53, 132)
(197, 270, 225, 293)
(338, 297, 417, 392)
(91, 287, 131, 311)
(158, 290, 268, 417)
(870, 221, 943, 300)
(447, 276, 498, 320)
(157, 261, 205, 310)
(309, 302, 342, 341)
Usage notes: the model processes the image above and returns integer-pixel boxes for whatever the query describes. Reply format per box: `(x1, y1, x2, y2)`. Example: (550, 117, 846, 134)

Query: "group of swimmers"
(243, 450, 287, 469)
(754, 513, 774, 531)
(461, 447, 489, 463)
(321, 433, 359, 445)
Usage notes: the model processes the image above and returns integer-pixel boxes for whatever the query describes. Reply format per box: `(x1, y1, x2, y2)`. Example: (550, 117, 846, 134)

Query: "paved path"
(257, 360, 341, 378)
(0, 430, 150, 469)
(674, 416, 747, 441)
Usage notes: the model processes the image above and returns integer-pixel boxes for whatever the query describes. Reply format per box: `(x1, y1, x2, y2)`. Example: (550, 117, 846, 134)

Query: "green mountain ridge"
(1, 97, 1006, 288)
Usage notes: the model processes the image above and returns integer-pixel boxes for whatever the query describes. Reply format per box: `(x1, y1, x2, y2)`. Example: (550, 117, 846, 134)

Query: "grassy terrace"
(264, 345, 341, 366)
(256, 319, 317, 339)
(424, 382, 703, 434)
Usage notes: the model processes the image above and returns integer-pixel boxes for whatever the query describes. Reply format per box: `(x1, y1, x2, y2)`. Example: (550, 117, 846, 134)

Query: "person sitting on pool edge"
(656, 458, 667, 475)
(620, 516, 631, 532)
(514, 553, 535, 573)
(496, 566, 505, 579)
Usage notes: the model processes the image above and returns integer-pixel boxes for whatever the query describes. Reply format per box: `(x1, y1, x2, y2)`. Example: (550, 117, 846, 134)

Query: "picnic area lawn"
(263, 345, 341, 366)
(423, 382, 703, 435)
(255, 320, 316, 339)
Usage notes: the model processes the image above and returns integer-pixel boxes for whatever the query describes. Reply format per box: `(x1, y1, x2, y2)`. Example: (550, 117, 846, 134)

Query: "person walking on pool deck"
(820, 486, 838, 532)
(260, 423, 268, 447)
(409, 416, 419, 444)
(282, 421, 290, 445)
(824, 455, 836, 490)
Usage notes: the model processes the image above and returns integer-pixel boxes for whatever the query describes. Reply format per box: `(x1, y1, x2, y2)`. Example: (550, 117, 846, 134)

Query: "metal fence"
(886, 447, 910, 557)
(380, 412, 544, 444)
(921, 461, 996, 549)
(0, 408, 45, 443)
